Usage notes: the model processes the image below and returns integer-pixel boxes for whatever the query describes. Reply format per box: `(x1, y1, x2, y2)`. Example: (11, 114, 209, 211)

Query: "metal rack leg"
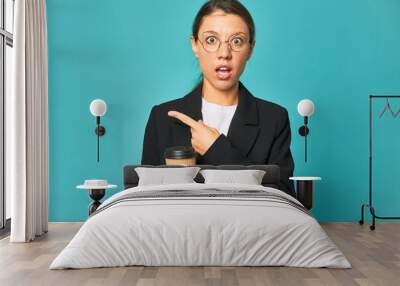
(359, 203, 400, 230)
(359, 204, 366, 225)
(370, 206, 376, 231)
(359, 204, 376, 230)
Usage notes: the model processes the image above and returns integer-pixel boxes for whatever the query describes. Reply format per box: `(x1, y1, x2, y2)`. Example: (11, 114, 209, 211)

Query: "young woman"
(141, 0, 295, 197)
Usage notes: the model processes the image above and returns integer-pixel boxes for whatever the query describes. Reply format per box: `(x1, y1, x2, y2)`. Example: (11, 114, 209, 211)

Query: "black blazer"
(141, 82, 296, 197)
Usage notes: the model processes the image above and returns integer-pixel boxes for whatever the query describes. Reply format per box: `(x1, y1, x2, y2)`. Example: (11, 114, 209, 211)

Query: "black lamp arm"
(298, 116, 310, 162)
(94, 116, 106, 162)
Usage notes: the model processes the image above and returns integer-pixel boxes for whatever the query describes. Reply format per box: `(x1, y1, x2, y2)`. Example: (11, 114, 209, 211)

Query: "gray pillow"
(135, 167, 201, 186)
(200, 169, 266, 185)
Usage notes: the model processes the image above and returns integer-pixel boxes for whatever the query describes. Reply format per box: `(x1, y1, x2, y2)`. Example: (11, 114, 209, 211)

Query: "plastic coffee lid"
(164, 146, 196, 159)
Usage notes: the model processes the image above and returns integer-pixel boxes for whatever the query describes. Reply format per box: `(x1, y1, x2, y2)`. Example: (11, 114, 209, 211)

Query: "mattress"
(50, 183, 351, 269)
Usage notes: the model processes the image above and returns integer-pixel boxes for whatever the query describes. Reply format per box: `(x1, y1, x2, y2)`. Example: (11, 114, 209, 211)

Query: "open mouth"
(215, 66, 232, 80)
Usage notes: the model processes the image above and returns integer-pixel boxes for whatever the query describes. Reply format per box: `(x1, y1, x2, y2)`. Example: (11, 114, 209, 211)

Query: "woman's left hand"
(168, 111, 220, 155)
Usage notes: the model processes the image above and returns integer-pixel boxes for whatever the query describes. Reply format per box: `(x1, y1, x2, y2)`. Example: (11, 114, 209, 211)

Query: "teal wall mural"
(47, 0, 400, 222)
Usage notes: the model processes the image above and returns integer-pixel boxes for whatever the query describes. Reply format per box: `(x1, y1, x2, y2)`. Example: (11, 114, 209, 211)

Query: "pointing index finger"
(168, 111, 200, 129)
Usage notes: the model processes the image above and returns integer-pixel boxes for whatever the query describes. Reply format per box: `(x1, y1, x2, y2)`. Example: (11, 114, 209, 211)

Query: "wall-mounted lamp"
(89, 99, 107, 162)
(297, 99, 315, 162)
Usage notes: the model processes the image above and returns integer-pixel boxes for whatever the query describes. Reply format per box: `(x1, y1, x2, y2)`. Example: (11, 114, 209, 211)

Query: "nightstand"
(77, 180, 117, 215)
(289, 177, 321, 210)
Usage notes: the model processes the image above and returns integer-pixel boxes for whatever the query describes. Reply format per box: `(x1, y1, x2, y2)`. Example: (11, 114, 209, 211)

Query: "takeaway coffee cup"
(164, 146, 197, 166)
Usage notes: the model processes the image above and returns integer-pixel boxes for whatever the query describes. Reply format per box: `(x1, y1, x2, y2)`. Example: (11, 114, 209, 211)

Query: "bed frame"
(123, 164, 281, 190)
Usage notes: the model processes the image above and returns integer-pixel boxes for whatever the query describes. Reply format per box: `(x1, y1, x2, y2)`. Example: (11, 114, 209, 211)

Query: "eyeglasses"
(198, 34, 250, 53)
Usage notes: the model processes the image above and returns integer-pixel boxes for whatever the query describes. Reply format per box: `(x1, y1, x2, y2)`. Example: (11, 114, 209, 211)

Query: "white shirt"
(201, 97, 238, 136)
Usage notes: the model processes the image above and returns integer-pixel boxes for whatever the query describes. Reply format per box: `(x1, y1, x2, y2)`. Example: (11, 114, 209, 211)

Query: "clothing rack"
(359, 95, 400, 230)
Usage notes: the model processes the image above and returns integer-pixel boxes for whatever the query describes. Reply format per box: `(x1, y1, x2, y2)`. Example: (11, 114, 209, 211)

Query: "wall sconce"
(297, 99, 315, 162)
(89, 99, 107, 162)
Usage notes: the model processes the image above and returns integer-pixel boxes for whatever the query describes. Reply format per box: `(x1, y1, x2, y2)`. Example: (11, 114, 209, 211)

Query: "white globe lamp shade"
(90, 99, 107, 117)
(297, 99, 315, 117)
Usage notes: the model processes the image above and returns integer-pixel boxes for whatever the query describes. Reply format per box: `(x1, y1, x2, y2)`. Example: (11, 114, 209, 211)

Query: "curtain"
(8, 0, 49, 242)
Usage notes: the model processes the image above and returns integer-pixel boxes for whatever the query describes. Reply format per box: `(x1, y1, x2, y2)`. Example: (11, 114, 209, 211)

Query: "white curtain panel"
(7, 0, 49, 242)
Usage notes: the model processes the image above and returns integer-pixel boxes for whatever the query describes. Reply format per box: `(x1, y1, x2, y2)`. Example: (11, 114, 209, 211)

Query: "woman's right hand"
(168, 111, 220, 155)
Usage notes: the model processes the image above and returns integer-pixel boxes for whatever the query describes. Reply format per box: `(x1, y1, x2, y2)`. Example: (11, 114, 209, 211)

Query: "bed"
(49, 164, 351, 269)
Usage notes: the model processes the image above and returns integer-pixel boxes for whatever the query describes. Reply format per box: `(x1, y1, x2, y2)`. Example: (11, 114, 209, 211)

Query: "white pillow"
(135, 167, 201, 186)
(200, 169, 266, 185)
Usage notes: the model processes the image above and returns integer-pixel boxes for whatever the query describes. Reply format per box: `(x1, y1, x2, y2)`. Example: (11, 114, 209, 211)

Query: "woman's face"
(190, 10, 254, 92)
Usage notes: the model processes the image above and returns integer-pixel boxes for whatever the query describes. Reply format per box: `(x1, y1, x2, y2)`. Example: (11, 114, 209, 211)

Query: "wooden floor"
(0, 222, 399, 286)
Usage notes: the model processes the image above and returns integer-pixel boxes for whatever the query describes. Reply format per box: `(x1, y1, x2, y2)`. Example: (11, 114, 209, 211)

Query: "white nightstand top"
(76, 184, 117, 190)
(289, 176, 321, 181)
(77, 179, 117, 190)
